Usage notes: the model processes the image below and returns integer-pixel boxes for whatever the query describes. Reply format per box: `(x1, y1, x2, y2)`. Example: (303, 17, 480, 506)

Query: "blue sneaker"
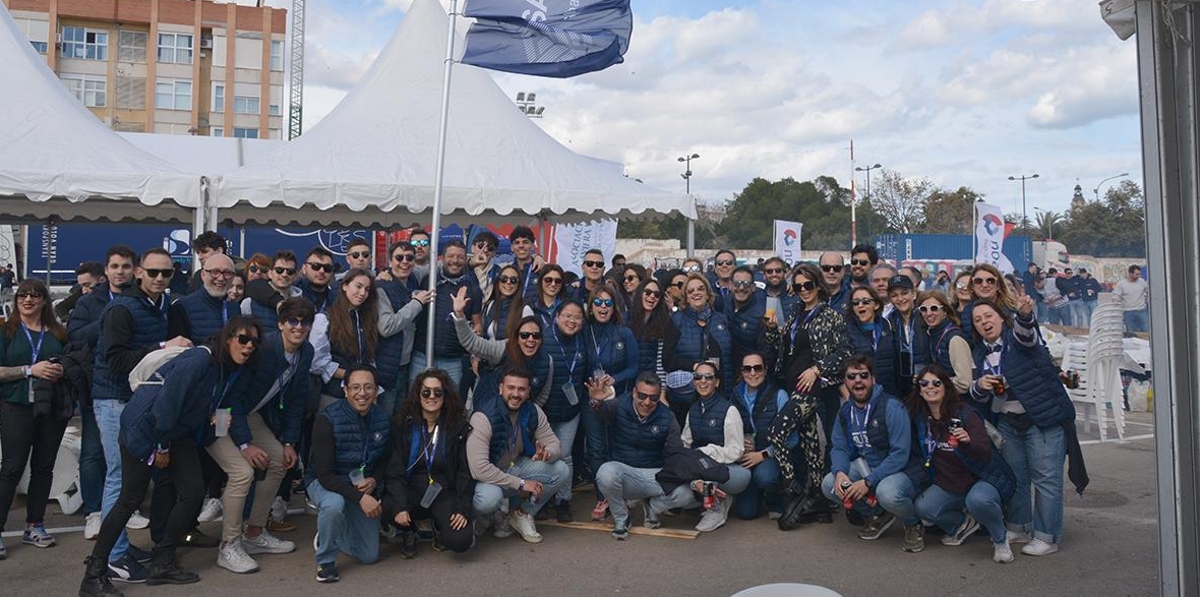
(316, 562, 339, 583)
(22, 523, 55, 548)
(107, 553, 148, 584)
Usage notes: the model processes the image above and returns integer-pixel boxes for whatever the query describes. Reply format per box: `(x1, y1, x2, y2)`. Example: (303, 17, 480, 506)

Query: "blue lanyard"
(20, 323, 46, 365)
(590, 326, 605, 365)
(423, 425, 439, 472)
(210, 368, 241, 413)
(924, 420, 939, 468)
(552, 326, 580, 380)
(899, 316, 913, 352)
(521, 262, 536, 298)
(740, 387, 757, 433)
(221, 302, 229, 327)
(789, 306, 819, 348)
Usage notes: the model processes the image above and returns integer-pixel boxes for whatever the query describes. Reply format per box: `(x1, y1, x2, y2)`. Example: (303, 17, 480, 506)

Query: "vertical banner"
(773, 219, 803, 265)
(551, 219, 617, 276)
(0, 225, 17, 275)
(974, 202, 1015, 274)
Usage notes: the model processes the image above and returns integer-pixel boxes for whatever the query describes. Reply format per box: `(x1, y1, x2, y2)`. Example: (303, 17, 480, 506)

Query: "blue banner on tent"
(462, 0, 632, 78)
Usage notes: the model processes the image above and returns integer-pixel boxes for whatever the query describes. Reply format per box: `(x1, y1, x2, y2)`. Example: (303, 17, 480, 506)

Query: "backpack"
(128, 346, 210, 391)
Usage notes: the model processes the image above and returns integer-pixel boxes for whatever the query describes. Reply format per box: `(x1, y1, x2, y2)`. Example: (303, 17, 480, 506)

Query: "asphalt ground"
(1, 412, 1159, 596)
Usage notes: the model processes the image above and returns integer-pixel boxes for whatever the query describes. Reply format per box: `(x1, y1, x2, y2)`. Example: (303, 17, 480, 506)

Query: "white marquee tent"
(213, 0, 692, 227)
(0, 4, 199, 223)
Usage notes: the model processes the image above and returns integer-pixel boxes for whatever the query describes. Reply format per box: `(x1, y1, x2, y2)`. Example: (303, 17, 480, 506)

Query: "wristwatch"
(23, 365, 32, 378)
(761, 450, 770, 460)
(518, 479, 526, 492)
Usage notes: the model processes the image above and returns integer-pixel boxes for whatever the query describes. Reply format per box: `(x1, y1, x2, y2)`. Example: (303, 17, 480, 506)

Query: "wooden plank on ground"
(539, 519, 700, 539)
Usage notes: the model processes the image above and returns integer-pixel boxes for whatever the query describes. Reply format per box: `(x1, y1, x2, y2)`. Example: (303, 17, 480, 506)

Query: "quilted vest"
(688, 394, 734, 448)
(671, 307, 733, 388)
(92, 292, 170, 402)
(540, 326, 584, 423)
(375, 276, 418, 390)
(610, 394, 674, 469)
(972, 327, 1075, 428)
(316, 398, 390, 481)
(177, 289, 237, 345)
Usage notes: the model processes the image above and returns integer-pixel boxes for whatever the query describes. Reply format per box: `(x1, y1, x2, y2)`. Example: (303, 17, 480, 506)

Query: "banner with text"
(773, 220, 803, 265)
(551, 219, 618, 276)
(974, 202, 1015, 274)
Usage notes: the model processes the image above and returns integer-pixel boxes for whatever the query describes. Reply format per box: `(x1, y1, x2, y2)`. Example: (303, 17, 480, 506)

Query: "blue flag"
(462, 0, 632, 78)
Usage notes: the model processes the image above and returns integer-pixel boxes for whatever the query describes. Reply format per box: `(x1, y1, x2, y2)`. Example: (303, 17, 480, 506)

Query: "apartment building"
(4, 0, 287, 139)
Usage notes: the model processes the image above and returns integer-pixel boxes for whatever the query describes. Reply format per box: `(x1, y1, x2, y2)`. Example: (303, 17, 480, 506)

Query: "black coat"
(383, 415, 475, 518)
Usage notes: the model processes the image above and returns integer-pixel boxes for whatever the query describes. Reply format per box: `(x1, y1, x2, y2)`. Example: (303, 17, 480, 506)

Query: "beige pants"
(207, 412, 287, 543)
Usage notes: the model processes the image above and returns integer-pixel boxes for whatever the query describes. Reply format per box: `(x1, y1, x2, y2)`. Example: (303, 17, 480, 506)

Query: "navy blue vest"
(723, 291, 766, 369)
(316, 398, 390, 480)
(972, 327, 1075, 428)
(733, 381, 783, 451)
(610, 394, 674, 469)
(92, 293, 170, 402)
(297, 278, 333, 314)
(926, 319, 966, 373)
(688, 394, 733, 448)
(375, 276, 417, 390)
(541, 326, 583, 423)
(883, 310, 928, 397)
(585, 321, 636, 395)
(177, 289, 237, 345)
(249, 298, 282, 329)
(838, 393, 892, 456)
(671, 308, 733, 388)
(480, 394, 538, 465)
(414, 273, 479, 359)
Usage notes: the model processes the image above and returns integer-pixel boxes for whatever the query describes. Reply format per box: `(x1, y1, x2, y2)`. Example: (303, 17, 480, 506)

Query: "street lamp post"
(855, 163, 882, 202)
(854, 163, 882, 247)
(1007, 173, 1039, 231)
(1094, 172, 1130, 201)
(679, 153, 700, 258)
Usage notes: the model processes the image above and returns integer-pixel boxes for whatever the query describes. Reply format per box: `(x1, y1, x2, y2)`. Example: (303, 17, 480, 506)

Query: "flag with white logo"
(974, 202, 1015, 274)
(773, 220, 803, 265)
(462, 0, 633, 78)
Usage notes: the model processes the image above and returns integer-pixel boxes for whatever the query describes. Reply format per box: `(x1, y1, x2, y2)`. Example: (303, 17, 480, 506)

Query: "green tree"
(1033, 209, 1063, 241)
(1056, 181, 1146, 257)
(921, 186, 982, 234)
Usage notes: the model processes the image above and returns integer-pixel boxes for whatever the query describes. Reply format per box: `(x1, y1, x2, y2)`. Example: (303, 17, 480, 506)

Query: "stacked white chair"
(1065, 299, 1127, 440)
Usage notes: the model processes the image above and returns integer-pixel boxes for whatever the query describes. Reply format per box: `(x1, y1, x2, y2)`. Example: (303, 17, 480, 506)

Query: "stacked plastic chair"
(1063, 299, 1128, 441)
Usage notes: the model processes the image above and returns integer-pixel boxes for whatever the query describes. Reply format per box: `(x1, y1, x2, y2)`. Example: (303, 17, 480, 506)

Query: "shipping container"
(874, 233, 1033, 272)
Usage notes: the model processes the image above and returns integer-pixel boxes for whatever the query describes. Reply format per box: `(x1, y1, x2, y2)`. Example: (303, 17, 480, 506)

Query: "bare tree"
(871, 169, 934, 234)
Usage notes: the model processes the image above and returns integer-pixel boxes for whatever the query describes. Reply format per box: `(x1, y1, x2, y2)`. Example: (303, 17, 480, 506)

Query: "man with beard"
(299, 247, 337, 313)
(170, 253, 240, 345)
(411, 240, 481, 389)
(723, 266, 767, 370)
(820, 252, 851, 313)
(241, 251, 304, 329)
(760, 257, 796, 322)
(708, 250, 737, 312)
(849, 244, 879, 288)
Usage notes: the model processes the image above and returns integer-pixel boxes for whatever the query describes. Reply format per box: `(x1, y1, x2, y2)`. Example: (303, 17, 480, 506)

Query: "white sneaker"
(508, 509, 543, 543)
(217, 541, 260, 574)
(1007, 529, 1033, 544)
(993, 537, 1015, 563)
(270, 496, 288, 522)
(242, 530, 296, 555)
(126, 510, 150, 530)
(304, 496, 317, 515)
(198, 497, 224, 522)
(1020, 537, 1059, 556)
(695, 495, 730, 532)
(492, 510, 514, 539)
(84, 511, 102, 540)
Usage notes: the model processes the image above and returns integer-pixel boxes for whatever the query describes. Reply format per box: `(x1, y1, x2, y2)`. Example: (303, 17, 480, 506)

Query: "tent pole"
(424, 0, 459, 367)
(44, 217, 54, 285)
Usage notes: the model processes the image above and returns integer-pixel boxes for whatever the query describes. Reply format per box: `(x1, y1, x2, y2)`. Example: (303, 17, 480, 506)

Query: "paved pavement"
(3, 413, 1160, 596)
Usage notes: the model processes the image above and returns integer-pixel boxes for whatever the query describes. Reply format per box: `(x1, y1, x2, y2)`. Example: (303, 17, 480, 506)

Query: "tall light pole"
(853, 163, 881, 247)
(1007, 173, 1039, 231)
(679, 153, 700, 258)
(1094, 172, 1130, 201)
(1033, 206, 1054, 241)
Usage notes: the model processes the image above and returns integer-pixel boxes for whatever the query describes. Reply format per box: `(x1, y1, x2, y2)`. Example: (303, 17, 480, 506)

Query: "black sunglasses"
(634, 391, 657, 403)
(15, 291, 43, 300)
(715, 259, 735, 266)
(671, 281, 686, 289)
(393, 253, 415, 263)
(820, 264, 844, 273)
(732, 280, 755, 289)
(518, 331, 543, 340)
(542, 277, 563, 286)
(973, 277, 998, 286)
(845, 371, 871, 380)
(792, 281, 817, 293)
(643, 289, 661, 299)
(498, 275, 520, 285)
(764, 267, 785, 275)
(273, 267, 296, 276)
(348, 251, 369, 260)
(851, 298, 876, 306)
(145, 268, 174, 279)
(918, 378, 943, 388)
(741, 364, 764, 373)
(693, 373, 717, 381)
(420, 387, 445, 399)
(850, 259, 871, 267)
(235, 333, 259, 347)
(306, 262, 334, 273)
(583, 260, 604, 268)
(624, 275, 640, 283)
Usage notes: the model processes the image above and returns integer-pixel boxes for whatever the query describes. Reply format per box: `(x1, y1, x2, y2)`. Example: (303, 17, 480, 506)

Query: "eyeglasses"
(820, 264, 844, 273)
(592, 298, 615, 308)
(498, 275, 520, 285)
(792, 281, 817, 293)
(692, 373, 717, 381)
(306, 262, 334, 273)
(764, 268, 785, 275)
(235, 333, 259, 347)
(972, 277, 998, 286)
(741, 364, 764, 373)
(844, 371, 871, 380)
(348, 252, 369, 260)
(918, 304, 943, 313)
(347, 383, 377, 395)
(634, 391, 658, 403)
(715, 259, 735, 267)
(583, 260, 604, 269)
(420, 387, 445, 399)
(15, 291, 43, 300)
(732, 279, 755, 289)
(851, 298, 876, 306)
(410, 239, 430, 247)
(203, 269, 235, 278)
(850, 259, 871, 267)
(559, 313, 583, 322)
(518, 331, 543, 340)
(144, 268, 174, 279)
(918, 378, 943, 388)
(284, 317, 312, 329)
(643, 289, 661, 299)
(542, 277, 563, 286)
(273, 267, 296, 276)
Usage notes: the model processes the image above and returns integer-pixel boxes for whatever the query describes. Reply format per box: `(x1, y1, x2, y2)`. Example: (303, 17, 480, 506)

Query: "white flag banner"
(552, 219, 618, 276)
(773, 220, 803, 265)
(974, 202, 1015, 274)
(0, 226, 16, 272)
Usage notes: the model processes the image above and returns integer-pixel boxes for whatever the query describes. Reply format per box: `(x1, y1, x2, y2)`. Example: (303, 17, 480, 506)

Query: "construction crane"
(288, 0, 305, 139)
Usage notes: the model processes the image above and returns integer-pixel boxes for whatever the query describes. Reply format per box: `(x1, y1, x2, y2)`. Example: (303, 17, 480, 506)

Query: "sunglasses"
(671, 281, 686, 289)
(732, 280, 755, 289)
(392, 253, 416, 263)
(518, 331, 543, 340)
(643, 289, 661, 299)
(764, 267, 785, 275)
(474, 242, 496, 252)
(955, 281, 970, 290)
(204, 269, 235, 278)
(248, 264, 263, 274)
(583, 260, 605, 269)
(15, 291, 43, 300)
(634, 391, 658, 403)
(972, 277, 998, 286)
(348, 251, 369, 260)
(741, 364, 764, 373)
(715, 259, 735, 267)
(850, 259, 871, 267)
(918, 305, 943, 313)
(851, 298, 876, 306)
(498, 275, 520, 285)
(845, 371, 871, 380)
(692, 373, 717, 381)
(235, 333, 259, 347)
(420, 387, 445, 399)
(683, 265, 701, 273)
(144, 268, 174, 279)
(306, 262, 334, 273)
(592, 298, 615, 308)
(542, 277, 563, 286)
(624, 276, 640, 283)
(918, 378, 943, 388)
(273, 267, 296, 276)
(284, 317, 312, 329)
(410, 239, 430, 247)
(792, 281, 817, 293)
(820, 264, 844, 273)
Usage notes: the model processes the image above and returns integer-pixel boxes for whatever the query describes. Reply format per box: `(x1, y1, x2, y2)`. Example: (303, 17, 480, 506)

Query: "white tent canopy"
(0, 5, 199, 223)
(214, 0, 691, 228)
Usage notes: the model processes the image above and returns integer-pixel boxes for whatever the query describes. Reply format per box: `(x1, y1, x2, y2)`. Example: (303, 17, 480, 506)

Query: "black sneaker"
(107, 554, 148, 584)
(398, 530, 418, 560)
(181, 528, 219, 548)
(127, 544, 154, 564)
(555, 500, 574, 523)
(316, 563, 339, 583)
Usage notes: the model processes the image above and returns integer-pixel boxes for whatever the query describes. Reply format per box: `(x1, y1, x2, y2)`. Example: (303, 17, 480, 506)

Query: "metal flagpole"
(424, 0, 460, 365)
(849, 139, 857, 249)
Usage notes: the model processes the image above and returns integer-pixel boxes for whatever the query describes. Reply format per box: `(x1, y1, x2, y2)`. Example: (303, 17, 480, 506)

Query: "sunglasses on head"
(518, 331, 543, 340)
(498, 275, 520, 285)
(973, 277, 997, 286)
(918, 378, 943, 388)
(348, 251, 369, 260)
(273, 267, 296, 276)
(235, 333, 259, 347)
(542, 277, 563, 286)
(643, 289, 661, 299)
(15, 291, 43, 300)
(741, 364, 764, 373)
(850, 259, 871, 267)
(792, 281, 817, 293)
(845, 371, 871, 380)
(306, 262, 334, 273)
(692, 373, 717, 381)
(284, 317, 312, 329)
(820, 264, 844, 273)
(420, 387, 445, 399)
(392, 253, 415, 263)
(918, 304, 943, 313)
(144, 268, 174, 279)
(410, 238, 430, 247)
(764, 267, 785, 275)
(851, 297, 876, 306)
(592, 298, 615, 308)
(732, 279, 755, 289)
(583, 260, 604, 269)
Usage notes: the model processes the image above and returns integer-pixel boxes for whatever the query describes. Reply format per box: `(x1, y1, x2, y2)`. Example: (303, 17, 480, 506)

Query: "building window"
(61, 26, 108, 61)
(213, 85, 225, 113)
(157, 33, 193, 64)
(154, 78, 192, 110)
(232, 127, 258, 139)
(269, 103, 281, 117)
(270, 40, 284, 71)
(30, 41, 48, 54)
(211, 127, 224, 138)
(233, 96, 260, 115)
(61, 75, 107, 107)
(118, 31, 147, 63)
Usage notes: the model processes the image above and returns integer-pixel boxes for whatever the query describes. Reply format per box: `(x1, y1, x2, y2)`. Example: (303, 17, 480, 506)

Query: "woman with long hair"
(0, 279, 69, 555)
(962, 264, 1021, 345)
(950, 270, 975, 318)
(452, 281, 553, 409)
(628, 278, 679, 385)
(617, 264, 647, 312)
(383, 370, 474, 557)
(668, 273, 733, 424)
(663, 269, 688, 312)
(227, 273, 246, 304)
(906, 365, 1016, 562)
(482, 264, 526, 342)
(526, 264, 566, 332)
(918, 291, 972, 395)
(311, 268, 380, 406)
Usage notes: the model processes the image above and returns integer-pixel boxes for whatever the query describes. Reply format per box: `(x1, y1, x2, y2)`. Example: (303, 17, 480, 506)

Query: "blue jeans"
(1124, 308, 1149, 333)
(94, 399, 130, 562)
(915, 482, 1007, 543)
(1035, 301, 1049, 324)
(821, 471, 919, 525)
(999, 418, 1065, 543)
(550, 415, 580, 502)
(409, 353, 464, 397)
(579, 405, 610, 500)
(1079, 300, 1097, 328)
(736, 458, 784, 520)
(653, 465, 752, 511)
(1048, 304, 1072, 326)
(472, 457, 570, 516)
(595, 462, 665, 528)
(79, 402, 106, 515)
(307, 480, 380, 568)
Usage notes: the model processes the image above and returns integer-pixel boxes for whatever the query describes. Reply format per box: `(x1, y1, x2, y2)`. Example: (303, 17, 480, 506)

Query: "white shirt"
(1114, 277, 1149, 311)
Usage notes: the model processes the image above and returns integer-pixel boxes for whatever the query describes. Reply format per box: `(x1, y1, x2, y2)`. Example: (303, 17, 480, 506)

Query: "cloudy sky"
(264, 0, 1141, 217)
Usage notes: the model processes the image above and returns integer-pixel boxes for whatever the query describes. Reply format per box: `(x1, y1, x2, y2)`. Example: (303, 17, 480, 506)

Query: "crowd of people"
(0, 229, 1108, 596)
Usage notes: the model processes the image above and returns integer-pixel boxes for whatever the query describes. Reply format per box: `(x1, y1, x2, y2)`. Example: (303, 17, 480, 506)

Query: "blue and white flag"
(462, 0, 632, 78)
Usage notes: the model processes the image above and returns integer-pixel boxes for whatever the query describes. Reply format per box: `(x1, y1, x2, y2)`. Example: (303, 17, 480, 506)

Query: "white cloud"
(896, 0, 1106, 51)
